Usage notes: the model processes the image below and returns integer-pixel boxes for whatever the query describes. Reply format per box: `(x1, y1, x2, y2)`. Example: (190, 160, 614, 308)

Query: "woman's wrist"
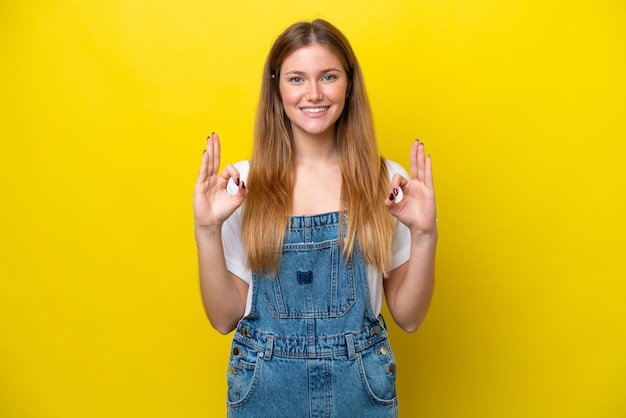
(410, 226, 438, 246)
(194, 223, 223, 241)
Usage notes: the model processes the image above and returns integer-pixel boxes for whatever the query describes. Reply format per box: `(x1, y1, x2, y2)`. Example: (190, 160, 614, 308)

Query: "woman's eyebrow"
(283, 67, 342, 76)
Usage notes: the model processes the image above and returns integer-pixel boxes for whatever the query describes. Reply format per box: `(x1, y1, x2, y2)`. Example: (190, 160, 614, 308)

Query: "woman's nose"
(306, 82, 323, 101)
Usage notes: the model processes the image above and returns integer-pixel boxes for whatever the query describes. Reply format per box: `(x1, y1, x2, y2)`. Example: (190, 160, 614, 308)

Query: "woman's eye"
(322, 75, 336, 82)
(290, 77, 304, 83)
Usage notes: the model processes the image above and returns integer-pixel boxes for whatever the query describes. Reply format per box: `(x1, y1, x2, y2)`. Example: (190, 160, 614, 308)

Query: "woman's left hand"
(385, 140, 437, 236)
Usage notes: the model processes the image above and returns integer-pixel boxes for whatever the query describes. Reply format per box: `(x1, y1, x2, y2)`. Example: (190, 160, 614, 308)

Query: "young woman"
(194, 19, 437, 417)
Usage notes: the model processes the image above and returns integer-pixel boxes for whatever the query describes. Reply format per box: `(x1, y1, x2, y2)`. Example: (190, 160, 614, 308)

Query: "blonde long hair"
(242, 19, 395, 275)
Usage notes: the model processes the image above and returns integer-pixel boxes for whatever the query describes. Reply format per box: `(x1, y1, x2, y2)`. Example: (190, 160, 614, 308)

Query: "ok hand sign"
(194, 133, 248, 229)
(385, 140, 437, 236)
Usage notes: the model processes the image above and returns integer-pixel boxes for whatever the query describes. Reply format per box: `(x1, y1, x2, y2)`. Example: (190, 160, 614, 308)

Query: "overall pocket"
(226, 342, 262, 407)
(356, 340, 398, 404)
(261, 239, 356, 318)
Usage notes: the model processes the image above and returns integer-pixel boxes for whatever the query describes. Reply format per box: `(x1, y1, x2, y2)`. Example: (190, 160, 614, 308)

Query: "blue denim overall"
(226, 212, 398, 417)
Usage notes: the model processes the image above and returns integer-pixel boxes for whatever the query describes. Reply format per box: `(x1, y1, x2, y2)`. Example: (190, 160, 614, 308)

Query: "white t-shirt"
(222, 160, 411, 317)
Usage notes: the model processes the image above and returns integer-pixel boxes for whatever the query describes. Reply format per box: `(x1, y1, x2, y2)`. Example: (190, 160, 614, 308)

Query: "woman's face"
(278, 43, 348, 141)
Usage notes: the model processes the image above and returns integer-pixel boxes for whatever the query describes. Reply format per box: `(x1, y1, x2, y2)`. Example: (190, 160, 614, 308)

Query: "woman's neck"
(291, 132, 342, 216)
(292, 131, 338, 166)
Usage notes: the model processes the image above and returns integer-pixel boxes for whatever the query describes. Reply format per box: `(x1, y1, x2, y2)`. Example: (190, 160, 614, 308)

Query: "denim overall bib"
(227, 212, 398, 417)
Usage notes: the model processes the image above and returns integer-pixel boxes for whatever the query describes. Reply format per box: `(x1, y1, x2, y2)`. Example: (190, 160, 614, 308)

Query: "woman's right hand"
(194, 132, 248, 230)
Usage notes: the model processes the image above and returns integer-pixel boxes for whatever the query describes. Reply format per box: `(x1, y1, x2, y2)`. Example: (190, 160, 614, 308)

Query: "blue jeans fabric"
(227, 212, 398, 417)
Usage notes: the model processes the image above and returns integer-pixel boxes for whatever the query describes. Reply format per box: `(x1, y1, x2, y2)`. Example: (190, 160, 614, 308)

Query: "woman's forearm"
(195, 226, 246, 334)
(385, 230, 438, 333)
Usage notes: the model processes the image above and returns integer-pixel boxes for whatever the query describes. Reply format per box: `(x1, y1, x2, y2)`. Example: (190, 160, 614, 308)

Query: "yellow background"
(1, 1, 625, 417)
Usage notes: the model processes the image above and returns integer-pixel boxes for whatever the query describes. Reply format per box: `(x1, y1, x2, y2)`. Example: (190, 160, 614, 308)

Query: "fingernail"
(203, 149, 206, 155)
(235, 177, 240, 186)
(393, 187, 399, 196)
(389, 192, 395, 201)
(212, 132, 216, 137)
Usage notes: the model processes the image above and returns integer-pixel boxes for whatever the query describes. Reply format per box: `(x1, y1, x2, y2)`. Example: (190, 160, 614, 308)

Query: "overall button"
(240, 327, 252, 337)
(370, 325, 382, 336)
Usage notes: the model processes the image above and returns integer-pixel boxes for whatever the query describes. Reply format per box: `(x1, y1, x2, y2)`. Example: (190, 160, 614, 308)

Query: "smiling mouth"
(301, 107, 329, 114)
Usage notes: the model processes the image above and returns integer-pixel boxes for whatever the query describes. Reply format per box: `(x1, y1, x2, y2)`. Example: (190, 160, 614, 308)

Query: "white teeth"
(302, 107, 328, 113)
